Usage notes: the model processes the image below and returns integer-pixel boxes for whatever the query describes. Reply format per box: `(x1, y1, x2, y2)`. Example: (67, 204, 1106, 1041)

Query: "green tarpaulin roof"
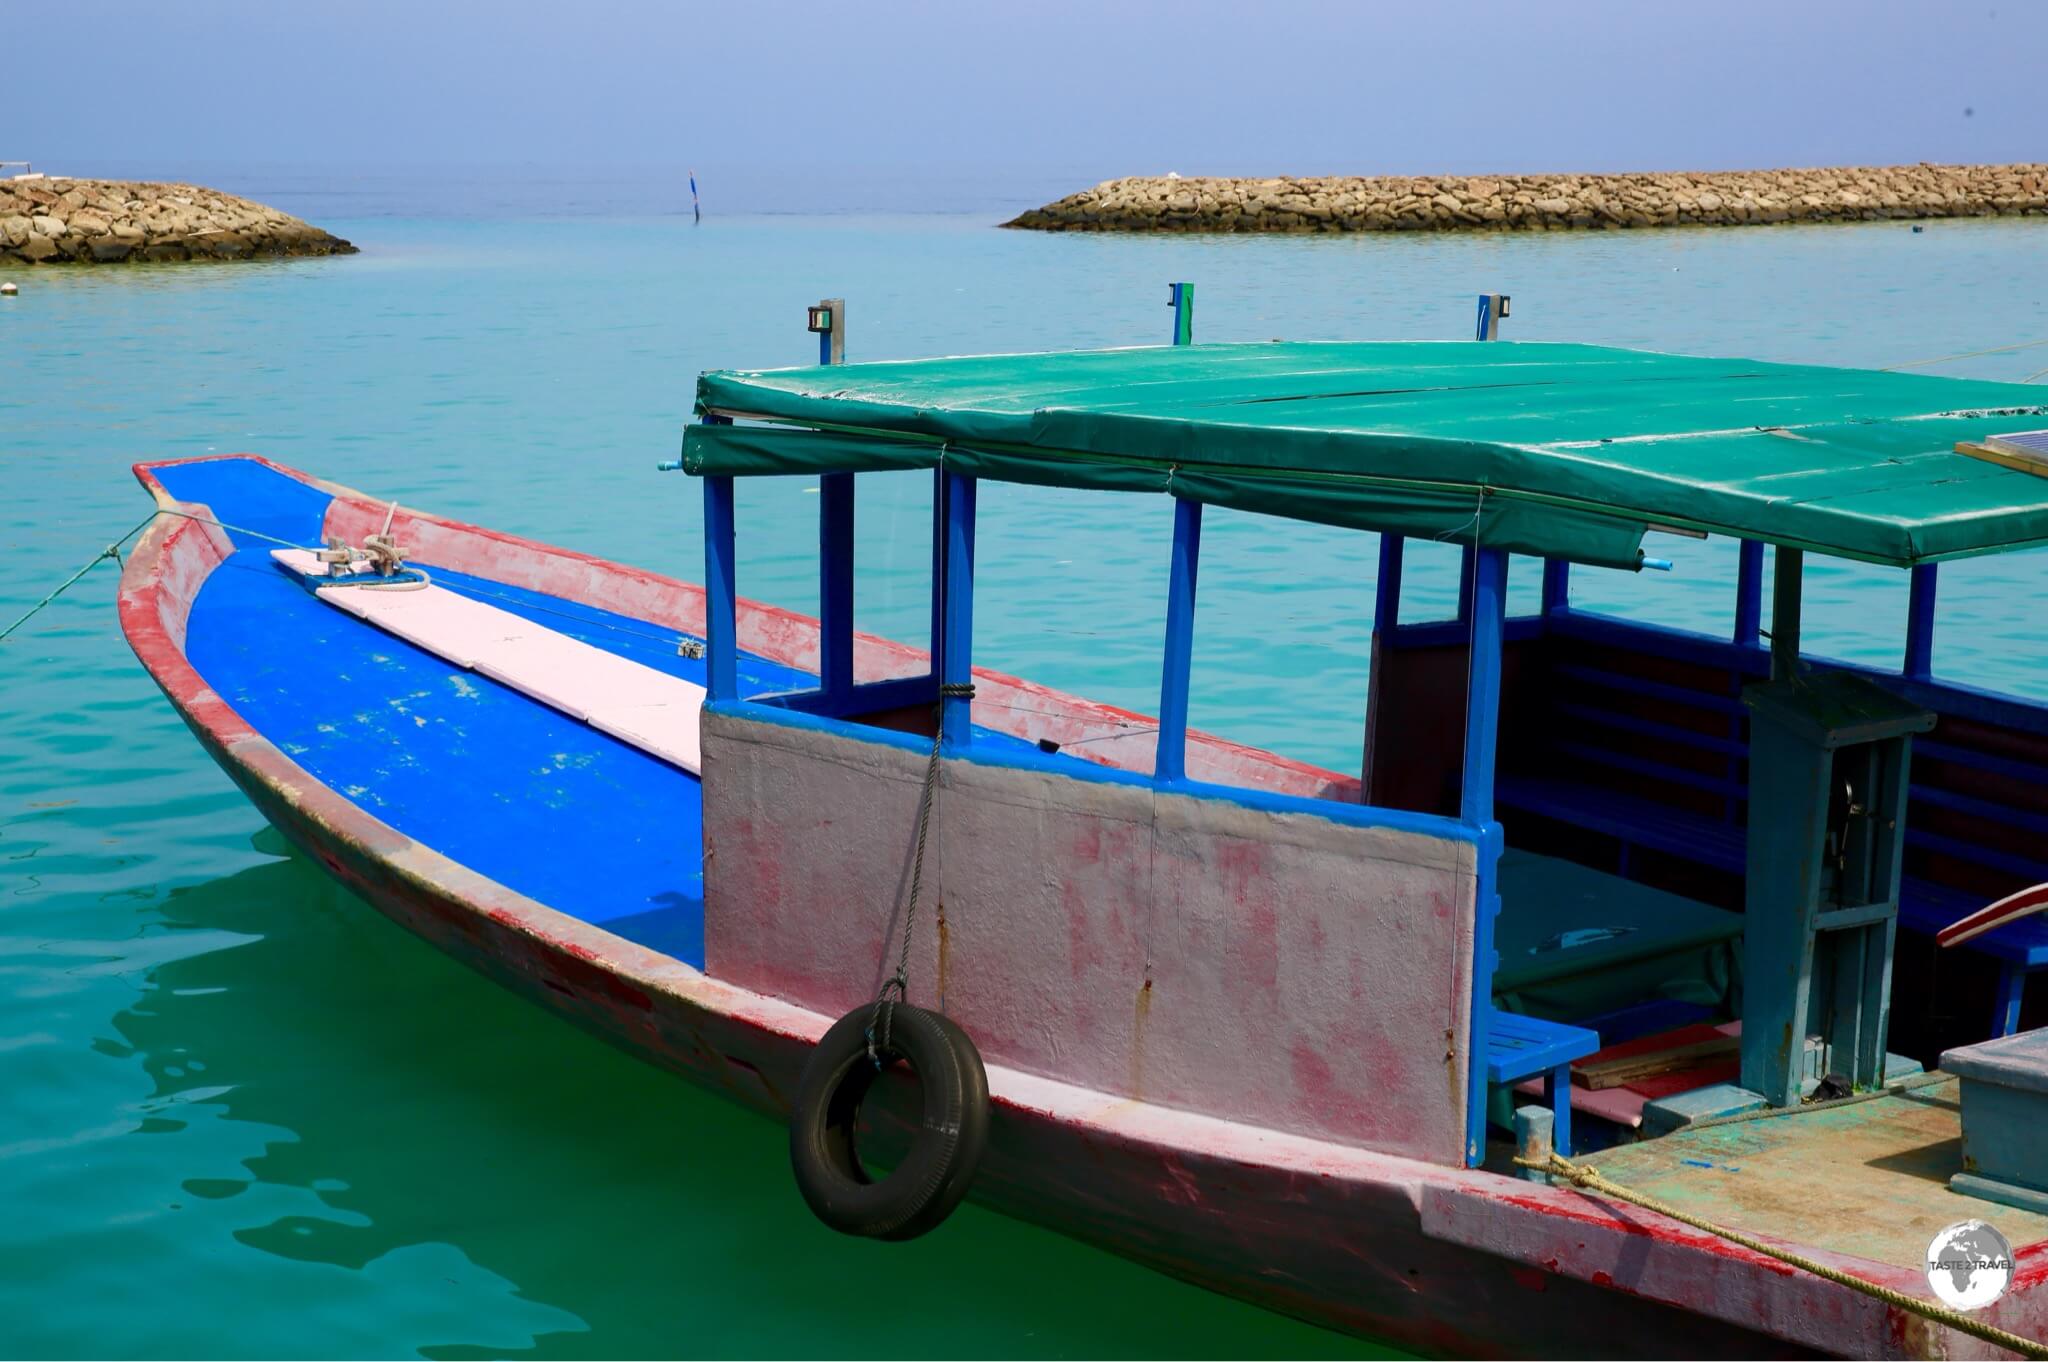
(687, 341, 2048, 569)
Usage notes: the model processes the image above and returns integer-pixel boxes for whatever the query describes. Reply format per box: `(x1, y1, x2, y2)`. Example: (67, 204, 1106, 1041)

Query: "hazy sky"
(12, 0, 2044, 179)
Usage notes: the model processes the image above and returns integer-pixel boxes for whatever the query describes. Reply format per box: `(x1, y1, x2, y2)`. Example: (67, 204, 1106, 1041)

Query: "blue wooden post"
(1541, 558, 1570, 615)
(1463, 548, 1508, 825)
(1734, 539, 1765, 646)
(1994, 965, 2027, 1038)
(928, 469, 945, 680)
(1771, 547, 1804, 683)
(1462, 546, 1510, 1164)
(1467, 818, 1505, 1165)
(1544, 1066, 1573, 1160)
(1375, 534, 1405, 633)
(1156, 498, 1203, 783)
(820, 474, 854, 703)
(1169, 282, 1194, 345)
(815, 304, 854, 708)
(1905, 563, 1939, 679)
(940, 472, 977, 749)
(703, 475, 738, 702)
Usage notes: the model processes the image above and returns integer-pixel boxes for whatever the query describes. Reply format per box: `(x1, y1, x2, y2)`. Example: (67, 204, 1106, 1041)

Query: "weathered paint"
(700, 706, 1478, 1162)
(118, 454, 2048, 1359)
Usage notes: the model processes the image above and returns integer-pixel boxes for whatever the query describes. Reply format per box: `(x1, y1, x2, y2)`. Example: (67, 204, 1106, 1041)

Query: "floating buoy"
(0, 282, 17, 296)
(789, 1002, 989, 1240)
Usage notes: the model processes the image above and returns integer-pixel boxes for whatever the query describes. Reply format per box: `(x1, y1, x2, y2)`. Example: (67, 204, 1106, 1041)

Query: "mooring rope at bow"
(0, 511, 159, 644)
(1515, 1150, 2048, 1359)
(867, 680, 975, 1064)
(0, 506, 433, 645)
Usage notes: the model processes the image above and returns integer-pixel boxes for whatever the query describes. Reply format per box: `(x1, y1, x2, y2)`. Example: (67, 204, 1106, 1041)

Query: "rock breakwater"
(1005, 163, 2048, 234)
(0, 177, 355, 263)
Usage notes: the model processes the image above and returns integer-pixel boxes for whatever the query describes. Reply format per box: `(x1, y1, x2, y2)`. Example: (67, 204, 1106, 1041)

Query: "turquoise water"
(5, 206, 2048, 1357)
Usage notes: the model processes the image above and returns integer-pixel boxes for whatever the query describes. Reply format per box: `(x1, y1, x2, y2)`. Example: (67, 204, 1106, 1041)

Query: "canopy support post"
(1169, 282, 1194, 345)
(1771, 546, 1803, 682)
(1461, 547, 1508, 1166)
(1462, 548, 1508, 825)
(704, 474, 738, 702)
(1375, 535, 1404, 633)
(1905, 563, 1938, 679)
(1155, 498, 1203, 784)
(820, 474, 854, 703)
(928, 469, 945, 681)
(1541, 558, 1570, 615)
(940, 473, 977, 749)
(1735, 539, 1765, 647)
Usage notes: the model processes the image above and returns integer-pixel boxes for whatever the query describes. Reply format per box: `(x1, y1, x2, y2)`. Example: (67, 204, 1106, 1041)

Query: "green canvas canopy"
(685, 341, 2048, 570)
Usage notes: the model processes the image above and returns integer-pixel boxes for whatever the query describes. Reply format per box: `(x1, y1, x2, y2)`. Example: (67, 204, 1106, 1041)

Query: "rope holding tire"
(789, 1001, 990, 1240)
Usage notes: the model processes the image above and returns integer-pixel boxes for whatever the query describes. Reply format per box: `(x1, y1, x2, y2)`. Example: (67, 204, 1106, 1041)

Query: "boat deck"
(151, 457, 1055, 971)
(1579, 1075, 2048, 1268)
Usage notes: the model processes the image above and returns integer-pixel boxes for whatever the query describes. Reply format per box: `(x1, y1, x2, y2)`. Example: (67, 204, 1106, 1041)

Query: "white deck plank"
(272, 549, 703, 773)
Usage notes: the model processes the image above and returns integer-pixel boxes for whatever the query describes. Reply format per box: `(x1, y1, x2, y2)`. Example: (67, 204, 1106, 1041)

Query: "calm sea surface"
(5, 174, 2048, 1357)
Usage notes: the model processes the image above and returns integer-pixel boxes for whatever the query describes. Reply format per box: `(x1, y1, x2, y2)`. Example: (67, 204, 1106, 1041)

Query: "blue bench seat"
(1499, 773, 2048, 1036)
(1498, 774, 1745, 875)
(1900, 878, 2048, 1035)
(1485, 1008, 1601, 1156)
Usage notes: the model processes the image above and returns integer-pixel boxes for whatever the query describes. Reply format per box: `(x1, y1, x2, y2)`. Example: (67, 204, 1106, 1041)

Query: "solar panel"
(1957, 429, 2048, 476)
(1989, 429, 2048, 456)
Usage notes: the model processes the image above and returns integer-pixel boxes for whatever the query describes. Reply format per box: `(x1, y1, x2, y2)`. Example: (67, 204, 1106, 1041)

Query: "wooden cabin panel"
(703, 708, 1479, 1166)
(1497, 632, 1749, 845)
(1935, 711, 2048, 769)
(1364, 635, 1533, 818)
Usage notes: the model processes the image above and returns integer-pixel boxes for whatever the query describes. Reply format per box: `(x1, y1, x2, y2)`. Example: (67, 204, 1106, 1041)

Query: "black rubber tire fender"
(788, 1002, 990, 1240)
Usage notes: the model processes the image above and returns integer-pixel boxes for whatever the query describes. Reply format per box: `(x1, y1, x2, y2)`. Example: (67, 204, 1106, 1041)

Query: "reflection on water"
(92, 849, 1385, 1359)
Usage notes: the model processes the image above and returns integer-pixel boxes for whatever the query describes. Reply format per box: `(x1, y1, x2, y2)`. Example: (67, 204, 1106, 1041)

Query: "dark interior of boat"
(1366, 557, 2048, 1148)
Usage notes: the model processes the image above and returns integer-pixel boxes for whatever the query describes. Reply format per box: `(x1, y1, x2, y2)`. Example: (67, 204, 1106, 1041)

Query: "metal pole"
(1169, 283, 1194, 345)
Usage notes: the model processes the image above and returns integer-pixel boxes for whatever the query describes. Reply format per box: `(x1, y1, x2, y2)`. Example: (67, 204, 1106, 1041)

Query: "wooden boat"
(121, 337, 2048, 1358)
